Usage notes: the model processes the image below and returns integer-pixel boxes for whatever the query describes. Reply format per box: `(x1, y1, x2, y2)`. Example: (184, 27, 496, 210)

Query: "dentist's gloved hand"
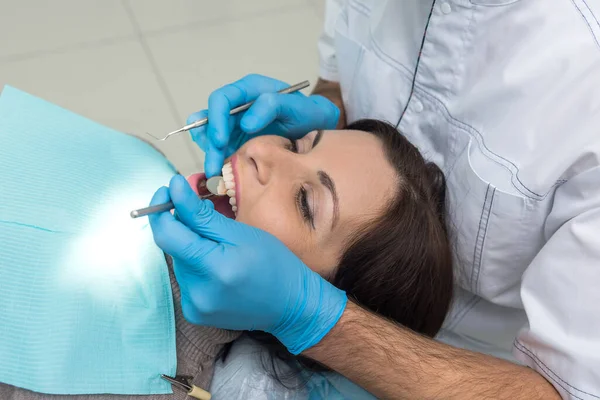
(188, 74, 340, 177)
(148, 175, 348, 355)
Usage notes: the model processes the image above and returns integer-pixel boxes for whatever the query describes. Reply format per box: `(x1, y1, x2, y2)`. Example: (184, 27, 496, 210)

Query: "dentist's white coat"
(319, 1, 600, 398)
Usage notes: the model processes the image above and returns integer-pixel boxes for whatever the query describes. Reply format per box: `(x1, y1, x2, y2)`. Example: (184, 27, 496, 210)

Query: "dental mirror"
(206, 176, 225, 196)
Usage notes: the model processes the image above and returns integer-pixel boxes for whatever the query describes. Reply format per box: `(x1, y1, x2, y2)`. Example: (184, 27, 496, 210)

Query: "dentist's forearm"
(312, 78, 347, 128)
(304, 301, 560, 400)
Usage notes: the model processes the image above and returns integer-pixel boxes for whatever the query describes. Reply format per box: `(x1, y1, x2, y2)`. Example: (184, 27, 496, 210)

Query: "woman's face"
(227, 129, 398, 277)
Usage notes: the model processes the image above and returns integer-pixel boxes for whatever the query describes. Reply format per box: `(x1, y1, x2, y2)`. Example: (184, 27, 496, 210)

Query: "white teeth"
(221, 162, 237, 215)
(221, 162, 235, 191)
(217, 178, 227, 195)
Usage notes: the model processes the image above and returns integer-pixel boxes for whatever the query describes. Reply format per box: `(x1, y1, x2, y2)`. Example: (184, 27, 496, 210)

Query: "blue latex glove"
(149, 175, 348, 355)
(188, 74, 340, 177)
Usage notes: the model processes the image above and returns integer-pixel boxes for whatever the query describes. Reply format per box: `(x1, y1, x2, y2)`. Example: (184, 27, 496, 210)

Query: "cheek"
(236, 197, 305, 255)
(235, 197, 340, 278)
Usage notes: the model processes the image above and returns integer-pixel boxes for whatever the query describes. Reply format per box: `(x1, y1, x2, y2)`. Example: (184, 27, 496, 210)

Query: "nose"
(242, 139, 298, 186)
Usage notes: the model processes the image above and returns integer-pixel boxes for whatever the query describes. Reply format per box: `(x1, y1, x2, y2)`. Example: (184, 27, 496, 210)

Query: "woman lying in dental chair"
(2, 119, 453, 399)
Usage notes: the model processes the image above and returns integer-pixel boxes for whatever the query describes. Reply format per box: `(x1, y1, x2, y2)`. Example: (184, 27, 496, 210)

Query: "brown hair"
(223, 119, 453, 384)
(335, 119, 453, 336)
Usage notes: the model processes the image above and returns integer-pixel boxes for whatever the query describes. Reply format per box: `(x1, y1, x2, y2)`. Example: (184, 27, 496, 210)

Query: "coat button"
(441, 2, 452, 14)
(413, 99, 424, 113)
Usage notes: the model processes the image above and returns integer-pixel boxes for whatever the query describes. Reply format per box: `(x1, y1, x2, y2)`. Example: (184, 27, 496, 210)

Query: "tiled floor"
(0, 0, 325, 175)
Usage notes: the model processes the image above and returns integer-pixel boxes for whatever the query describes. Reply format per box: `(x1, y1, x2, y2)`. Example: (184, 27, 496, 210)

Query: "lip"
(230, 154, 240, 212)
(185, 173, 207, 196)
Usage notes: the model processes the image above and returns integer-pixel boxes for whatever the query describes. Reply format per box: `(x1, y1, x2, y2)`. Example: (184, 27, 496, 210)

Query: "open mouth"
(186, 172, 235, 219)
(186, 157, 238, 219)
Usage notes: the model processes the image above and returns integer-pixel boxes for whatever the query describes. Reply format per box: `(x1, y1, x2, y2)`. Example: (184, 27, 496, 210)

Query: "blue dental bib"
(0, 86, 177, 395)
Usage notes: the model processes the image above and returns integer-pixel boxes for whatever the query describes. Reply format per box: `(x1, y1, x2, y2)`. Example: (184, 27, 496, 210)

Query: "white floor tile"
(127, 0, 307, 34)
(0, 40, 201, 175)
(144, 6, 323, 126)
(0, 1, 135, 60)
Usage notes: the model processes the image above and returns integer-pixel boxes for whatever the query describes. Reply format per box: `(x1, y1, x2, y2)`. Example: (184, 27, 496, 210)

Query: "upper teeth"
(218, 162, 235, 195)
(216, 178, 227, 195)
(221, 162, 237, 213)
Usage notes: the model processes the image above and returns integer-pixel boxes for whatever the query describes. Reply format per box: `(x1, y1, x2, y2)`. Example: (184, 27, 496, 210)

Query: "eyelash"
(296, 186, 315, 228)
(286, 139, 315, 228)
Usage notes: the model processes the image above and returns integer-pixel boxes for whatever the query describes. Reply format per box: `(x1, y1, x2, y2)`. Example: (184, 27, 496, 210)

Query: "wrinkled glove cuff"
(271, 272, 348, 355)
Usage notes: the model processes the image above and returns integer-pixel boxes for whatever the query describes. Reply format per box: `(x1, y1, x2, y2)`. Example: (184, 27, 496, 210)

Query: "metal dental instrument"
(147, 80, 310, 141)
(161, 374, 212, 400)
(130, 176, 224, 218)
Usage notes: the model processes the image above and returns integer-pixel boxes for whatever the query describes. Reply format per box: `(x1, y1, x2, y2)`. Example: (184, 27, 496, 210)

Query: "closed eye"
(285, 130, 322, 155)
(286, 139, 298, 153)
(296, 186, 315, 228)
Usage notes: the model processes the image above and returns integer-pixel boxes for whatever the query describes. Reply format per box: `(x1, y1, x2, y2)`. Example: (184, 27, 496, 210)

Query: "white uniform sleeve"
(514, 166, 600, 400)
(317, 0, 345, 82)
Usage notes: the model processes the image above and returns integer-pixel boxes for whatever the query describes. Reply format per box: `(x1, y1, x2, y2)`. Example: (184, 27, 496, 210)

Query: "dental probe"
(147, 80, 310, 141)
(130, 176, 224, 218)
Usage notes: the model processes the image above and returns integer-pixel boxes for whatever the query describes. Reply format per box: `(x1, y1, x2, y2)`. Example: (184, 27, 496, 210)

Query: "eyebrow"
(318, 170, 339, 229)
(312, 129, 324, 149)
